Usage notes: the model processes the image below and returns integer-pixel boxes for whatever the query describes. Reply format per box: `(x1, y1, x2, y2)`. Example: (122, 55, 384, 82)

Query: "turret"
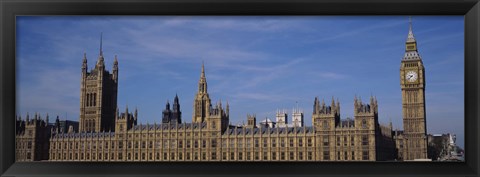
(247, 114, 256, 128)
(312, 97, 340, 130)
(82, 52, 88, 74)
(113, 55, 118, 82)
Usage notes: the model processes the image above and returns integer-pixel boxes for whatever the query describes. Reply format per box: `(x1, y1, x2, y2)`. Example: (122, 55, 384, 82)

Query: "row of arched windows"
(86, 93, 97, 107)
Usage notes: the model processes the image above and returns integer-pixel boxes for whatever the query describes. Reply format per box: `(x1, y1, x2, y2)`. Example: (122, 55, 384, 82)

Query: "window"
(179, 152, 183, 160)
(163, 140, 168, 148)
(179, 140, 183, 148)
(351, 137, 355, 146)
(271, 139, 276, 147)
(186, 140, 191, 148)
(211, 140, 216, 148)
(281, 139, 285, 147)
(202, 140, 206, 148)
(238, 152, 243, 160)
(171, 153, 175, 160)
(337, 137, 341, 146)
(255, 152, 259, 160)
(263, 151, 268, 160)
(230, 152, 235, 160)
(237, 139, 243, 148)
(193, 140, 198, 148)
(308, 152, 313, 160)
(299, 139, 303, 147)
(362, 151, 369, 160)
(362, 135, 369, 146)
(307, 138, 312, 147)
(272, 152, 277, 160)
(298, 152, 303, 160)
(222, 152, 227, 160)
(281, 152, 286, 160)
(171, 140, 177, 148)
(362, 119, 367, 129)
(289, 152, 294, 160)
(254, 139, 259, 148)
(263, 139, 268, 148)
(323, 120, 328, 129)
(289, 139, 294, 147)
(323, 151, 330, 160)
(352, 151, 355, 160)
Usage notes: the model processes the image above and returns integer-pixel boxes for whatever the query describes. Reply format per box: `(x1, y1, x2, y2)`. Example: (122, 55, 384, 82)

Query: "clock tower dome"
(399, 18, 428, 160)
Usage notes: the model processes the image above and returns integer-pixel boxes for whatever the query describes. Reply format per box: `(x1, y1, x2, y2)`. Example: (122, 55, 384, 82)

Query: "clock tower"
(399, 18, 428, 160)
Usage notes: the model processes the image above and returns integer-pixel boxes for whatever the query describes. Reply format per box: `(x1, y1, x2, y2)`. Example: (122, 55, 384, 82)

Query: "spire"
(125, 105, 129, 114)
(135, 107, 138, 119)
(198, 62, 208, 93)
(407, 16, 416, 43)
(97, 33, 105, 67)
(114, 55, 118, 66)
(201, 61, 205, 78)
(174, 93, 179, 104)
(99, 32, 103, 56)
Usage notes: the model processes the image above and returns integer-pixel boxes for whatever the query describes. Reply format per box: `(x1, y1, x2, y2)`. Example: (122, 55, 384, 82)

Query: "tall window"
(362, 135, 369, 146)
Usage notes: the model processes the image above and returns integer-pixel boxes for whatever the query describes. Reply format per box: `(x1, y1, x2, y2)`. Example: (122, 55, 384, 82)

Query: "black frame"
(1, 0, 479, 176)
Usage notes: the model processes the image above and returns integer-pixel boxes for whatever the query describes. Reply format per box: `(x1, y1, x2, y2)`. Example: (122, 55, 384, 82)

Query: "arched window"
(86, 93, 90, 107)
(362, 119, 367, 129)
(323, 120, 328, 129)
(93, 93, 96, 106)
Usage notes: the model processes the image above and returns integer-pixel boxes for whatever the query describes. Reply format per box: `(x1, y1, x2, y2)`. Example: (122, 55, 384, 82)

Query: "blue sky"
(16, 16, 464, 148)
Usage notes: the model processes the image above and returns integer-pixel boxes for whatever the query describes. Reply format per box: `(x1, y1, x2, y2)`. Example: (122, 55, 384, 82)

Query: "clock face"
(406, 71, 418, 82)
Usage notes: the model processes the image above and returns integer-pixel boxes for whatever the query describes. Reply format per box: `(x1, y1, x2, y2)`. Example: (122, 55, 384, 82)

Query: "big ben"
(400, 18, 428, 160)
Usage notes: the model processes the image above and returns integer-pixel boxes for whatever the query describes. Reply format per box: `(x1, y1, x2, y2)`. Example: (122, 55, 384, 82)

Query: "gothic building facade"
(15, 20, 428, 162)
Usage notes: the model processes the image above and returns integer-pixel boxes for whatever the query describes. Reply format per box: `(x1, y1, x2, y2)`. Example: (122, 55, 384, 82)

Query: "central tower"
(193, 62, 212, 123)
(399, 18, 427, 160)
(79, 34, 118, 132)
